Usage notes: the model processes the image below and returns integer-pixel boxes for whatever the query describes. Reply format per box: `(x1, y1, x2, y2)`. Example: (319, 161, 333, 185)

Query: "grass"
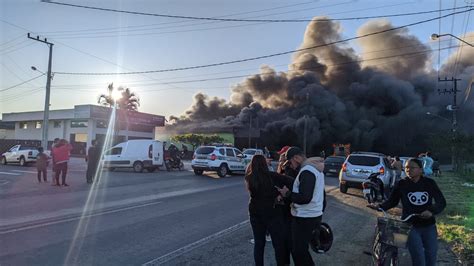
(434, 172, 474, 263)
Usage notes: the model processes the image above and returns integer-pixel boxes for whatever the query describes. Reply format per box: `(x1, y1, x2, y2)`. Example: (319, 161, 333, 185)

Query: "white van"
(102, 140, 164, 173)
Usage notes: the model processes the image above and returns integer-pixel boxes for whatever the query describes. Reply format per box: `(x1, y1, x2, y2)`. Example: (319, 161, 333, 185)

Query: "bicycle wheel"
(381, 246, 398, 266)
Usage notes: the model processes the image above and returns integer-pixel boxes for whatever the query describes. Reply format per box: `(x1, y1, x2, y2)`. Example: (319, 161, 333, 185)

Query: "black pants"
(54, 162, 68, 185)
(37, 168, 47, 182)
(86, 163, 98, 183)
(250, 214, 287, 266)
(291, 215, 322, 266)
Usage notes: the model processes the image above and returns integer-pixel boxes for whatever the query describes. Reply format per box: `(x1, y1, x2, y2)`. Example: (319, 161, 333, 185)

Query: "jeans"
(407, 224, 438, 266)
(250, 214, 286, 266)
(37, 168, 47, 182)
(291, 216, 322, 266)
(54, 162, 68, 185)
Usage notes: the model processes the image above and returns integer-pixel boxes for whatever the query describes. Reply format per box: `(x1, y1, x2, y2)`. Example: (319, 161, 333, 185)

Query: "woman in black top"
(245, 155, 293, 266)
(374, 158, 446, 266)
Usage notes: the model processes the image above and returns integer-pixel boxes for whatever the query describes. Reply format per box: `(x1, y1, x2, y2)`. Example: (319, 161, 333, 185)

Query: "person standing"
(245, 155, 293, 266)
(392, 156, 403, 182)
(50, 138, 60, 185)
(277, 147, 325, 266)
(36, 147, 49, 183)
(52, 139, 73, 186)
(371, 158, 446, 266)
(86, 140, 101, 184)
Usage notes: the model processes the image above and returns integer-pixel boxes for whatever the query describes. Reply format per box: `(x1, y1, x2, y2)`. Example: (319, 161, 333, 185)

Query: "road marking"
(0, 180, 9, 186)
(142, 220, 250, 266)
(11, 170, 37, 174)
(0, 172, 21, 176)
(0, 201, 163, 235)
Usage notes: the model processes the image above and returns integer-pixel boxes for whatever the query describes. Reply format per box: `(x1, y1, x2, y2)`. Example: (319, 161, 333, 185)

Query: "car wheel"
(19, 156, 26, 166)
(217, 164, 228, 178)
(1, 156, 6, 165)
(133, 161, 144, 173)
(339, 183, 348, 193)
(194, 169, 204, 175)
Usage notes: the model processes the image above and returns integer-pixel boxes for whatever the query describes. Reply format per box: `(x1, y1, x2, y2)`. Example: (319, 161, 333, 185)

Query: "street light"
(426, 111, 451, 123)
(430, 33, 474, 47)
(31, 65, 52, 150)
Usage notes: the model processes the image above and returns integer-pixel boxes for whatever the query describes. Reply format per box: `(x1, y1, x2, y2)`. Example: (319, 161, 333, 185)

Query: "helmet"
(310, 222, 333, 253)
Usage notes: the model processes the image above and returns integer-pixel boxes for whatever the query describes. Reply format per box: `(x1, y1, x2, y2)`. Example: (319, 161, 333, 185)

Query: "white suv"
(191, 145, 247, 177)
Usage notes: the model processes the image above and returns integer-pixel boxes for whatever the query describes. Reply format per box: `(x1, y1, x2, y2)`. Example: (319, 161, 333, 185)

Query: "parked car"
(1, 145, 48, 166)
(242, 148, 265, 160)
(191, 145, 247, 177)
(339, 152, 395, 194)
(323, 156, 346, 177)
(101, 140, 164, 173)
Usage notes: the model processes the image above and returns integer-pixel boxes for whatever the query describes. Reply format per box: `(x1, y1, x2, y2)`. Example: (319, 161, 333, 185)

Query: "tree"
(172, 134, 225, 149)
(97, 83, 140, 141)
(98, 83, 115, 107)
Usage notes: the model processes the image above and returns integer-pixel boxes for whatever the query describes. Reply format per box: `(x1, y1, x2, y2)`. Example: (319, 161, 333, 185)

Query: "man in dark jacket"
(278, 147, 325, 266)
(86, 140, 101, 184)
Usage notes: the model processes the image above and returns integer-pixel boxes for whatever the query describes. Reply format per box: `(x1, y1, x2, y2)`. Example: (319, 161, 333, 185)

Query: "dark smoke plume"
(166, 18, 474, 157)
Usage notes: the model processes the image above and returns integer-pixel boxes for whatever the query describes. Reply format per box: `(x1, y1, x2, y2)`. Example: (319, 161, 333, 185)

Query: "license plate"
(363, 188, 371, 194)
(329, 169, 337, 173)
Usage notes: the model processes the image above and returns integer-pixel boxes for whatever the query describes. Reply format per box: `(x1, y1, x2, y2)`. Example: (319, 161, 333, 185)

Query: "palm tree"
(116, 87, 140, 141)
(98, 83, 115, 107)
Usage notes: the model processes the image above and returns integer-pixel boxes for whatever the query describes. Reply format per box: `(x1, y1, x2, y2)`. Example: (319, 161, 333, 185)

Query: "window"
(96, 120, 107, 128)
(106, 147, 122, 155)
(347, 155, 380, 166)
(19, 122, 27, 129)
(54, 121, 61, 128)
(226, 148, 235, 157)
(71, 120, 88, 128)
(219, 148, 225, 155)
(195, 147, 215, 155)
(35, 121, 42, 129)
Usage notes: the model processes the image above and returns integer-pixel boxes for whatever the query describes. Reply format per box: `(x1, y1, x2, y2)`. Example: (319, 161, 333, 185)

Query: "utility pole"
(303, 92, 309, 155)
(28, 33, 53, 150)
(437, 77, 460, 171)
(248, 115, 252, 148)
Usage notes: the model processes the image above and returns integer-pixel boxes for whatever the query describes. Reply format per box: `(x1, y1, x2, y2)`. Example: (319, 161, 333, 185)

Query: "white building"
(1, 105, 165, 155)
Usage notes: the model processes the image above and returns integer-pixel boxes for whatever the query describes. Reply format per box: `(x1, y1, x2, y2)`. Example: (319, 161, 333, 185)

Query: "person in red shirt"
(51, 139, 73, 186)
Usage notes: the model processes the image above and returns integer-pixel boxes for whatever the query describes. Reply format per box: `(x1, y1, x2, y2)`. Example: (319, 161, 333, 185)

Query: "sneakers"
(249, 236, 271, 245)
(62, 183, 69, 187)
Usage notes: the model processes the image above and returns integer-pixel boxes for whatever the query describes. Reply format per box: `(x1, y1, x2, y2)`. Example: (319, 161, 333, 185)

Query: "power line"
(42, 1, 471, 23)
(0, 74, 44, 92)
(53, 8, 474, 76)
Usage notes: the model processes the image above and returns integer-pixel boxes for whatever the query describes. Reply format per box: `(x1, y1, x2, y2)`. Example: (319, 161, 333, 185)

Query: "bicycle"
(367, 207, 419, 266)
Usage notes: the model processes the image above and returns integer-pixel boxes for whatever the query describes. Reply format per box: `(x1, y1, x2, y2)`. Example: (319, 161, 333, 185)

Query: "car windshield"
(347, 155, 380, 166)
(195, 147, 215, 155)
(243, 150, 256, 155)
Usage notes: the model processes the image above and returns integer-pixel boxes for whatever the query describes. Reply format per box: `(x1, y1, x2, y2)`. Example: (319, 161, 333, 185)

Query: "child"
(36, 147, 49, 183)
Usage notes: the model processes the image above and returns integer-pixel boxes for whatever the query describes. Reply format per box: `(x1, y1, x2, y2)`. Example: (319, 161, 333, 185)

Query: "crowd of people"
(245, 146, 447, 266)
(245, 146, 326, 266)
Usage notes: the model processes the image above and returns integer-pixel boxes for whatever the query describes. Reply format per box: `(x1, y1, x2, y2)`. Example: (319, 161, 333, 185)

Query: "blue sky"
(0, 0, 472, 119)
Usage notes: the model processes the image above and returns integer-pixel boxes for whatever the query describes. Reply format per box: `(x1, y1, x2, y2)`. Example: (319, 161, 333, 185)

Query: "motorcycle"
(164, 152, 184, 171)
(362, 173, 386, 204)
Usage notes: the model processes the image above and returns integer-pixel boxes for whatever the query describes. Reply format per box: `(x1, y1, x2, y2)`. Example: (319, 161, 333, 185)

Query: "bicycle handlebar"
(376, 208, 420, 222)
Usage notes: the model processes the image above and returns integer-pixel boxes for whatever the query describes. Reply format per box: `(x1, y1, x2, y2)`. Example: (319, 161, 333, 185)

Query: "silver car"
(339, 152, 395, 194)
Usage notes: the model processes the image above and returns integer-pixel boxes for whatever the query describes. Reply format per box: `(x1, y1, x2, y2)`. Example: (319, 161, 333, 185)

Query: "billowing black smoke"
(167, 17, 474, 157)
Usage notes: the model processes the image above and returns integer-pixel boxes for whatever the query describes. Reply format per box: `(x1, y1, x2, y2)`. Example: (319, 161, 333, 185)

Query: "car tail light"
(342, 163, 347, 172)
(379, 166, 385, 175)
(210, 154, 217, 161)
(362, 182, 369, 189)
(192, 154, 195, 160)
